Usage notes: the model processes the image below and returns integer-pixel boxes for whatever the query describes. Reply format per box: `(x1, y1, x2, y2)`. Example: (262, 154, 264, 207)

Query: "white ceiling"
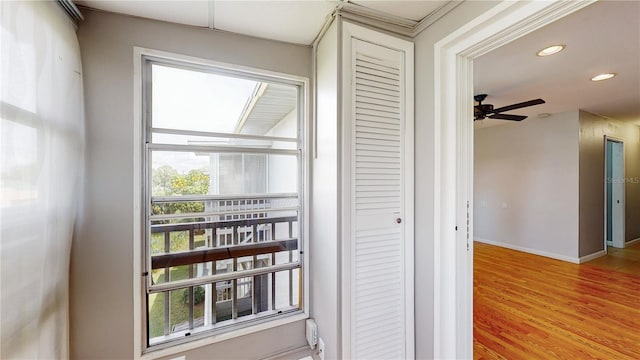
(474, 0, 640, 128)
(75, 0, 449, 45)
(75, 1, 639, 129)
(75, 1, 338, 44)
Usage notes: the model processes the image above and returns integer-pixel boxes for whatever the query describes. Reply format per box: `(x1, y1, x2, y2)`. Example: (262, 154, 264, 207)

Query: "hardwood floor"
(474, 242, 640, 359)
(586, 243, 640, 276)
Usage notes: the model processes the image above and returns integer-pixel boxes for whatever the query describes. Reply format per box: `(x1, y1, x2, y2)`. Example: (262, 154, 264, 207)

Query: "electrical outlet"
(169, 356, 185, 360)
(318, 338, 325, 360)
(306, 319, 318, 348)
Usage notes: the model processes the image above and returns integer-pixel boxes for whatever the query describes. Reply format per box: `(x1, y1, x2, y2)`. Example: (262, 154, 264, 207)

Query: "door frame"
(604, 135, 626, 249)
(432, 0, 596, 358)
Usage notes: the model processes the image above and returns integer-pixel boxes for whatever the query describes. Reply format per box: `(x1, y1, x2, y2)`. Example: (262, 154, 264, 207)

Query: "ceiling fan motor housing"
(475, 104, 493, 119)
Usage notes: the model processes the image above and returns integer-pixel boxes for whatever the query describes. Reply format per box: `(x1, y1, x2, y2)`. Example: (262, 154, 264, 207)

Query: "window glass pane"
(151, 64, 298, 137)
(151, 155, 210, 198)
(243, 155, 267, 194)
(151, 151, 298, 197)
(147, 292, 165, 339)
(273, 269, 300, 311)
(219, 154, 243, 194)
(151, 64, 257, 133)
(146, 59, 303, 347)
(267, 155, 297, 193)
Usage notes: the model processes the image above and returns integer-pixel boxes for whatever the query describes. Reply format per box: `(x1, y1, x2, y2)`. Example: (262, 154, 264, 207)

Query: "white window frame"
(133, 47, 310, 359)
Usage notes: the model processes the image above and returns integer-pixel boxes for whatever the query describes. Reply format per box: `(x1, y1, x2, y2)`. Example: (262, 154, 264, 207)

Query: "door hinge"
(466, 200, 470, 251)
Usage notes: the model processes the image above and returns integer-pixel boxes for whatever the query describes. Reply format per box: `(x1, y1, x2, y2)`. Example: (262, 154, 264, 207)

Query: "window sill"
(138, 312, 308, 360)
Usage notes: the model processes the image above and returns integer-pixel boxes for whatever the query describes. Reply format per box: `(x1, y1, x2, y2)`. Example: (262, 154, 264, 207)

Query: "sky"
(151, 64, 257, 173)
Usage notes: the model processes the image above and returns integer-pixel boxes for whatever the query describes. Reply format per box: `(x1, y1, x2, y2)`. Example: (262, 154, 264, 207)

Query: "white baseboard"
(262, 345, 313, 360)
(475, 238, 580, 264)
(626, 237, 640, 247)
(578, 250, 606, 264)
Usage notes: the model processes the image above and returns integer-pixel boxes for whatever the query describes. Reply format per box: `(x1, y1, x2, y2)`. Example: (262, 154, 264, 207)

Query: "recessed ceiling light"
(591, 73, 616, 81)
(537, 113, 551, 118)
(536, 45, 565, 57)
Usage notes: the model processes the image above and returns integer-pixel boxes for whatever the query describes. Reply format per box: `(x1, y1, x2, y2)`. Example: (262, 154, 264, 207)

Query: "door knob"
(396, 218, 402, 224)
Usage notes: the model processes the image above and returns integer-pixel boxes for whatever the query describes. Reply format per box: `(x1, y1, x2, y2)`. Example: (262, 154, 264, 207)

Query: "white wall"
(310, 20, 340, 360)
(73, 9, 311, 359)
(413, 1, 500, 357)
(474, 110, 580, 260)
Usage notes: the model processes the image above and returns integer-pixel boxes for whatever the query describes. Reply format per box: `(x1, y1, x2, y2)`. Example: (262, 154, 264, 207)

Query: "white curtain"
(1, 1, 85, 359)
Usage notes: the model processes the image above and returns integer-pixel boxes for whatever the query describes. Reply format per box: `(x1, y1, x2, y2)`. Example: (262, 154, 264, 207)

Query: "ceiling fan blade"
(489, 113, 527, 121)
(490, 99, 545, 114)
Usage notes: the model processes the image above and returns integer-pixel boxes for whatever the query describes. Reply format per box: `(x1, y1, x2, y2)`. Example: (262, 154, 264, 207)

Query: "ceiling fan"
(474, 94, 545, 121)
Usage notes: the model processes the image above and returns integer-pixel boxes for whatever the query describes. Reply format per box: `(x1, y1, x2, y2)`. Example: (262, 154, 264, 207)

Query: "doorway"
(432, 1, 597, 358)
(605, 137, 625, 248)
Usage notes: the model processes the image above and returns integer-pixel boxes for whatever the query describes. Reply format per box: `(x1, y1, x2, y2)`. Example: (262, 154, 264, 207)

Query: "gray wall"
(72, 9, 311, 359)
(474, 111, 581, 260)
(412, 1, 500, 358)
(579, 110, 640, 256)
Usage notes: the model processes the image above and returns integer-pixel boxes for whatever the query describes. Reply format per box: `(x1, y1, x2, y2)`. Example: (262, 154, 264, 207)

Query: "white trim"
(338, 3, 417, 37)
(207, 0, 215, 29)
(578, 250, 606, 264)
(475, 238, 580, 264)
(626, 237, 640, 247)
(132, 46, 311, 359)
(604, 136, 626, 249)
(260, 345, 312, 360)
(151, 127, 297, 143)
(404, 27, 416, 360)
(432, 1, 596, 358)
(133, 45, 144, 360)
(138, 47, 309, 85)
(297, 60, 311, 324)
(475, 238, 606, 264)
(140, 314, 308, 360)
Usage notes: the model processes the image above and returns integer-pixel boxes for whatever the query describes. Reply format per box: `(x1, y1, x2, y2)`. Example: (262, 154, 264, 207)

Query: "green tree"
(152, 165, 179, 196)
(171, 169, 210, 196)
(151, 166, 210, 218)
(150, 166, 211, 254)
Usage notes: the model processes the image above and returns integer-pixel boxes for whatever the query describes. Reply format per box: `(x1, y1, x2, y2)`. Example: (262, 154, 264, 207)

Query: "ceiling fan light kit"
(536, 44, 565, 56)
(474, 94, 546, 122)
(591, 73, 616, 81)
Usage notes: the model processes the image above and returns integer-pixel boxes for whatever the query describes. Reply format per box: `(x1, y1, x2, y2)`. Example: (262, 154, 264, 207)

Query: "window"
(141, 55, 306, 350)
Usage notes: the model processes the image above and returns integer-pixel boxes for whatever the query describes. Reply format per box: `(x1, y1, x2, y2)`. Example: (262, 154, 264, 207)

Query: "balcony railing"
(147, 194, 301, 344)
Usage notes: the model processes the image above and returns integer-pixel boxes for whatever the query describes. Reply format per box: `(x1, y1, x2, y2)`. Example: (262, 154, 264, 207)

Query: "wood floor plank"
(474, 242, 640, 359)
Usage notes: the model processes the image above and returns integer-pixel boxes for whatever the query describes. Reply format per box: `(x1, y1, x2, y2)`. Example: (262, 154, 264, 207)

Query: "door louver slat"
(352, 39, 405, 359)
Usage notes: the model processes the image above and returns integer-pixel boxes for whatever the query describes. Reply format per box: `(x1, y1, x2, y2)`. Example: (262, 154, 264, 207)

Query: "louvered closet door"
(351, 38, 409, 359)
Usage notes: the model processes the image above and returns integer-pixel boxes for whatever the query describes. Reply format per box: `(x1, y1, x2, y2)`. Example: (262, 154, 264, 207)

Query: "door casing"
(604, 136, 625, 249)
(432, 1, 597, 358)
